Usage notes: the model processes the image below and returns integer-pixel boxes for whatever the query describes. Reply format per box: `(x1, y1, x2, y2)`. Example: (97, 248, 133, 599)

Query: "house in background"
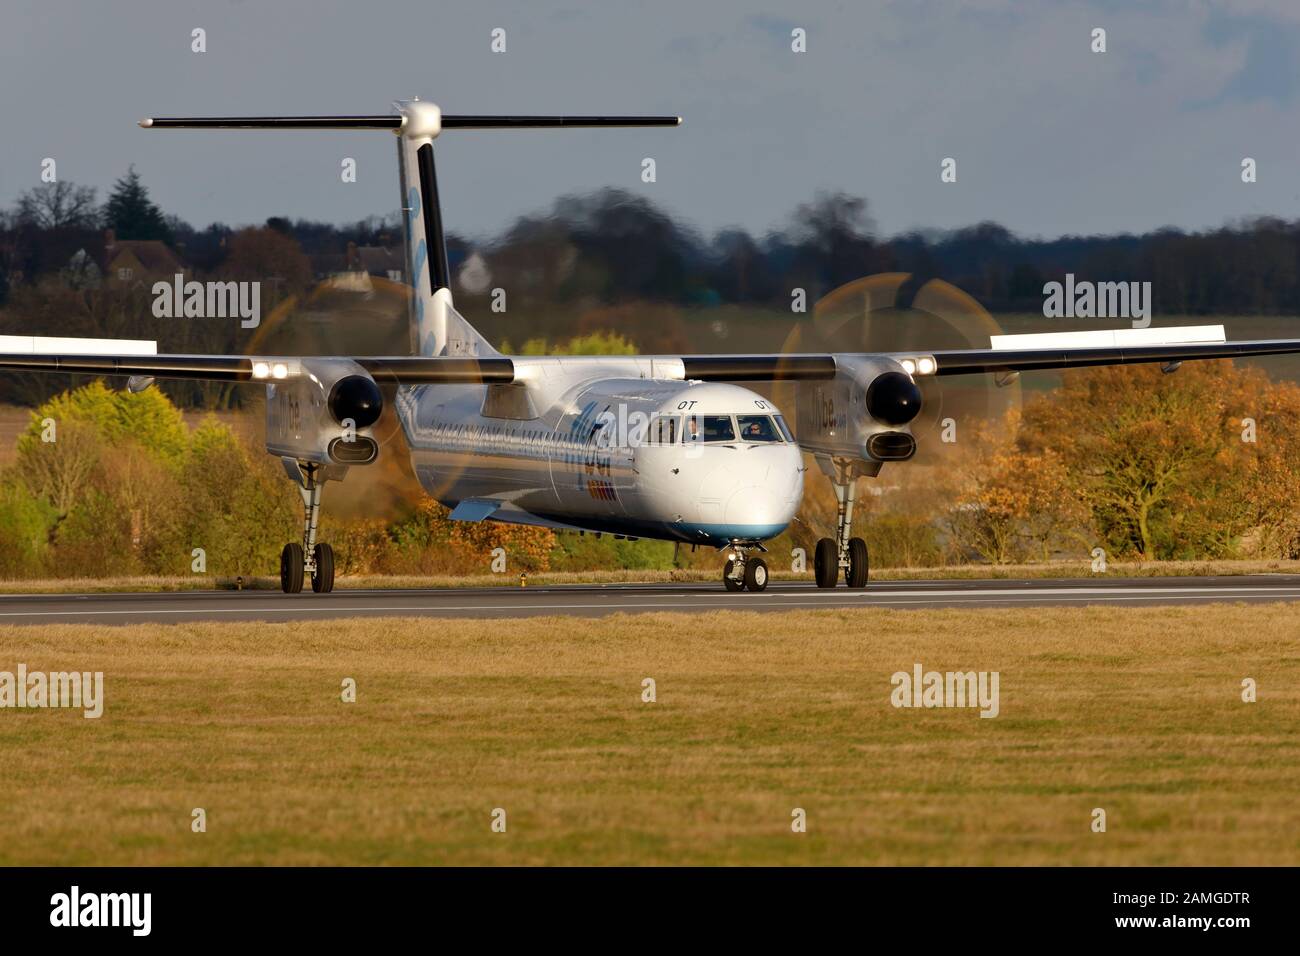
(102, 229, 188, 289)
(347, 242, 404, 283)
(312, 240, 407, 293)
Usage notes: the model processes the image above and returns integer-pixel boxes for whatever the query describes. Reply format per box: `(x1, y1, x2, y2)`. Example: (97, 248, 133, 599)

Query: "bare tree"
(16, 181, 100, 230)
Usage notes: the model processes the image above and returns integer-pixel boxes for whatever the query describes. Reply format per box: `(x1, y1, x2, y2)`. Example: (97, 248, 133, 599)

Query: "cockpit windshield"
(737, 415, 781, 442)
(679, 413, 788, 444)
(684, 414, 736, 443)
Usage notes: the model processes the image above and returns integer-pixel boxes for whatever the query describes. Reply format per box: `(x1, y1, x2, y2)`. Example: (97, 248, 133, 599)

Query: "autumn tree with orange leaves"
(972, 361, 1300, 561)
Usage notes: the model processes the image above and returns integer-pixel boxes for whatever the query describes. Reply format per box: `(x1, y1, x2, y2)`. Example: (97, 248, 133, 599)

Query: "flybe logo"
(569, 401, 601, 438)
(50, 886, 151, 936)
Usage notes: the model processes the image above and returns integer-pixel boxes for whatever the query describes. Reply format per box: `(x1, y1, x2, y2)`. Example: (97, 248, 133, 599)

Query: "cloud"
(1193, 10, 1300, 107)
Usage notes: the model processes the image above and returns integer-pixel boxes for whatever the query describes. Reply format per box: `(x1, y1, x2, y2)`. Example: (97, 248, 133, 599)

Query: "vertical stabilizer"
(140, 104, 679, 360)
(394, 99, 498, 358)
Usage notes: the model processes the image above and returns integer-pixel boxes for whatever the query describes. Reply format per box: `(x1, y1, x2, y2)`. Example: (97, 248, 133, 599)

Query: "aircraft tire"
(312, 543, 335, 594)
(281, 543, 305, 594)
(723, 560, 744, 591)
(846, 537, 869, 589)
(814, 538, 838, 588)
(744, 557, 769, 592)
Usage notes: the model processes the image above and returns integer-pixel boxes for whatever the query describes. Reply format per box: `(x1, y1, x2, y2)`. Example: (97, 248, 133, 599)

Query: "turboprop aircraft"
(7, 100, 1300, 595)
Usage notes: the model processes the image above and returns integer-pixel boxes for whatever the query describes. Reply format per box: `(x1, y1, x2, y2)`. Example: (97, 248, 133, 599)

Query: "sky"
(2, 0, 1299, 242)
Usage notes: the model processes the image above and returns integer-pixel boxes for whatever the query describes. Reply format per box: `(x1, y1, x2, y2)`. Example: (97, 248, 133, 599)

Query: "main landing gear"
(722, 543, 769, 592)
(279, 461, 336, 594)
(813, 456, 871, 589)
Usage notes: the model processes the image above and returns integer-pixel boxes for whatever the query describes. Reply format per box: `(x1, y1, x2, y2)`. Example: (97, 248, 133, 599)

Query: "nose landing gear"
(722, 544, 769, 592)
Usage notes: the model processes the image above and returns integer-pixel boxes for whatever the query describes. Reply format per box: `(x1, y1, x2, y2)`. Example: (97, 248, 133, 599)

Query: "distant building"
(102, 229, 187, 288)
(347, 242, 404, 282)
(457, 250, 492, 295)
(62, 249, 102, 289)
(312, 241, 408, 292)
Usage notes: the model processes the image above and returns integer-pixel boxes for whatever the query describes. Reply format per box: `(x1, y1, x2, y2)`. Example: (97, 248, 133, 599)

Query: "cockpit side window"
(737, 415, 782, 442)
(773, 415, 795, 443)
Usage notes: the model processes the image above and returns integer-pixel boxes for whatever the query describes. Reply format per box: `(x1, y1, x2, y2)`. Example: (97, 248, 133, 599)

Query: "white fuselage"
(395, 371, 804, 546)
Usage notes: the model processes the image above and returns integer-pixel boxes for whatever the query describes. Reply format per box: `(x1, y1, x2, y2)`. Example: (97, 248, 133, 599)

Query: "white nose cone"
(725, 485, 783, 527)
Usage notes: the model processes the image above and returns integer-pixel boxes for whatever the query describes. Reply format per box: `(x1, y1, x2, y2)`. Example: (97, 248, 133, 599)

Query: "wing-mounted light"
(250, 358, 304, 381)
(893, 354, 938, 377)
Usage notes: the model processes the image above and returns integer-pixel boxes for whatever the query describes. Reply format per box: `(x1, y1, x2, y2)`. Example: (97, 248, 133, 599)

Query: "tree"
(1014, 362, 1298, 559)
(16, 181, 100, 230)
(17, 381, 190, 516)
(946, 418, 1089, 564)
(501, 330, 639, 355)
(104, 166, 172, 242)
(221, 226, 312, 291)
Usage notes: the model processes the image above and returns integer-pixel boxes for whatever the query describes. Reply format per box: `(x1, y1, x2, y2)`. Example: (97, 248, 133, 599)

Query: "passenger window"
(685, 414, 736, 443)
(737, 415, 781, 442)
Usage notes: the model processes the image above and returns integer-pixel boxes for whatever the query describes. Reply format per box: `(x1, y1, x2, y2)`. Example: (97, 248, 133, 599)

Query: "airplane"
(7, 98, 1300, 595)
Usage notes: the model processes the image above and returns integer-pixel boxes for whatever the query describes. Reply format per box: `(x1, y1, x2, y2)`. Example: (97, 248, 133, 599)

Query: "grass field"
(1, 604, 1297, 866)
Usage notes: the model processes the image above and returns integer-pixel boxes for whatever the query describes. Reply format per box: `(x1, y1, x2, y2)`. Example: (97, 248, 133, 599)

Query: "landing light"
(896, 355, 937, 376)
(272, 362, 289, 380)
(252, 361, 271, 379)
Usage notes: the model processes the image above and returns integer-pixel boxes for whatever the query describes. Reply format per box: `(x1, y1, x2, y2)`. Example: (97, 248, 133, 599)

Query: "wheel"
(280, 542, 304, 594)
(723, 559, 744, 592)
(814, 537, 838, 588)
(311, 542, 335, 594)
(846, 537, 869, 588)
(744, 557, 769, 592)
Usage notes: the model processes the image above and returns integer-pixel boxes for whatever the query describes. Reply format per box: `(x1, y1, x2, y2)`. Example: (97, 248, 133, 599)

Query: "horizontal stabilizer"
(141, 116, 402, 130)
(441, 115, 681, 129)
(141, 114, 680, 132)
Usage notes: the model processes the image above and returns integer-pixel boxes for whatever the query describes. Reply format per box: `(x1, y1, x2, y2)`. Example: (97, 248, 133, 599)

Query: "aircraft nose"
(723, 484, 787, 527)
(694, 446, 803, 539)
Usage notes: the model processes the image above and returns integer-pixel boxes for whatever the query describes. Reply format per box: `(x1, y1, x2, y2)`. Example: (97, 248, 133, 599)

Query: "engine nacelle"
(265, 358, 382, 468)
(794, 355, 921, 463)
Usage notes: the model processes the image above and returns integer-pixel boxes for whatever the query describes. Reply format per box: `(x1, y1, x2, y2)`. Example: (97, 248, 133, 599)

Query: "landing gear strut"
(722, 542, 768, 592)
(280, 461, 336, 594)
(813, 456, 871, 589)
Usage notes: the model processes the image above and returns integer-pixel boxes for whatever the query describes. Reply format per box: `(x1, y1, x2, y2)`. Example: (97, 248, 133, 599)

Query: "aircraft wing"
(10, 330, 1300, 386)
(0, 352, 516, 384)
(927, 339, 1300, 376)
(677, 337, 1300, 381)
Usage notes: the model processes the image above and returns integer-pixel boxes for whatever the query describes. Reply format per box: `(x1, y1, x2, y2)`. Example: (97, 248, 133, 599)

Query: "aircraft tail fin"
(142, 105, 680, 359)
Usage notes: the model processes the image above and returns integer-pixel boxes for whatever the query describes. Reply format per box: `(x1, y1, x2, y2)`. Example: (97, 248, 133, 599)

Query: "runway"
(1, 574, 1300, 625)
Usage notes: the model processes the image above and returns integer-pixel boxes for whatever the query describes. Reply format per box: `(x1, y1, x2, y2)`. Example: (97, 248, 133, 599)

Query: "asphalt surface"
(1, 575, 1300, 625)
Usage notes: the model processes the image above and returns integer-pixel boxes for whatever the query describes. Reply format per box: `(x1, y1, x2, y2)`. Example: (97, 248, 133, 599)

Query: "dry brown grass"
(1, 603, 1297, 866)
